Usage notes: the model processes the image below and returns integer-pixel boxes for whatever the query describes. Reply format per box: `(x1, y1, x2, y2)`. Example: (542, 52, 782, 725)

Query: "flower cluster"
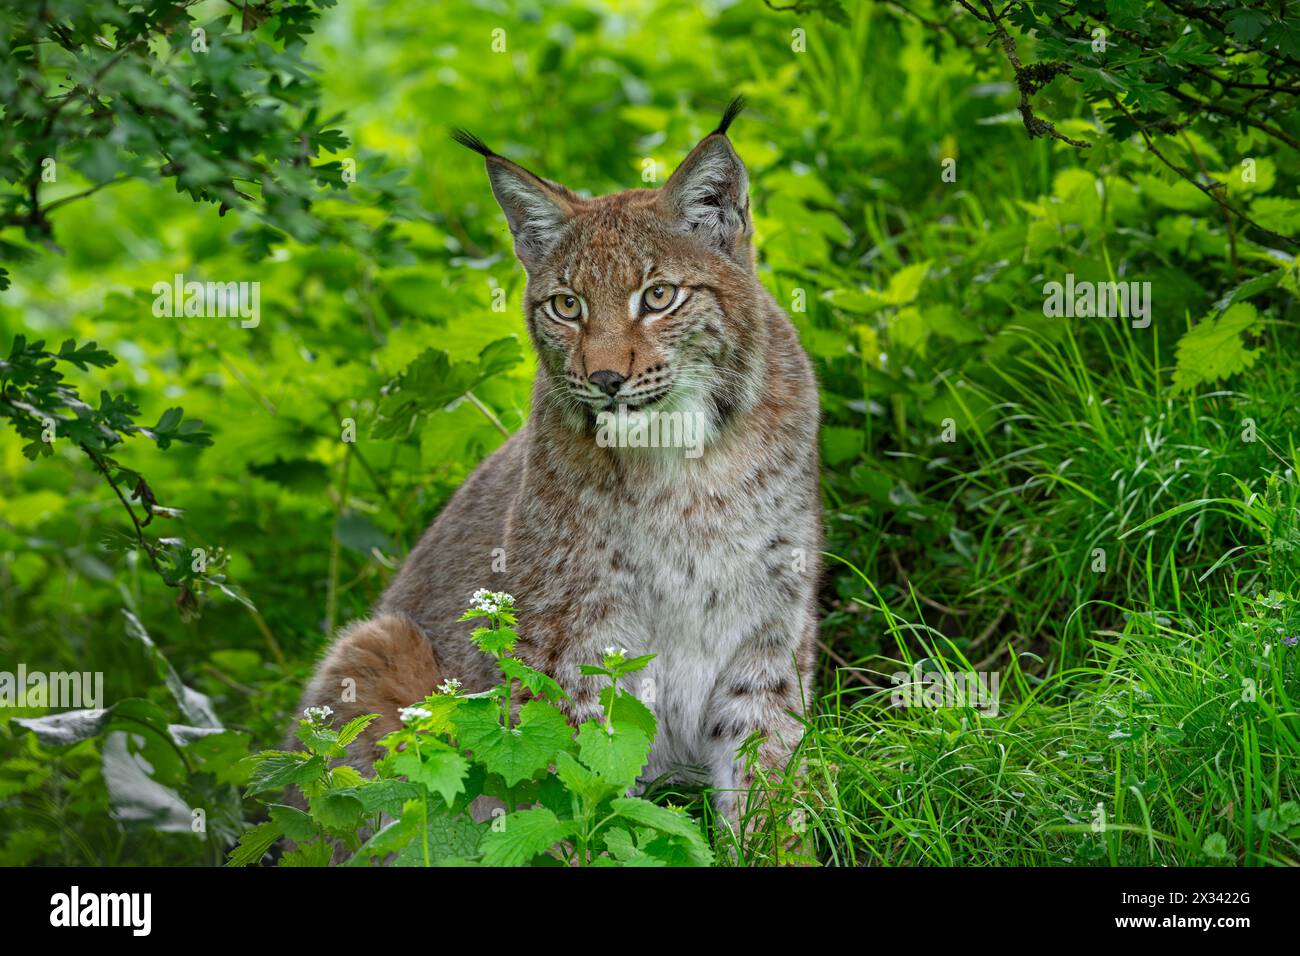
(302, 705, 333, 725)
(399, 705, 433, 725)
(438, 677, 463, 695)
(470, 589, 515, 615)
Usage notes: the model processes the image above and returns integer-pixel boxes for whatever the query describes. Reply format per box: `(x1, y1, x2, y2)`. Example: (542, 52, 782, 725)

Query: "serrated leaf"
(554, 750, 621, 804)
(387, 742, 469, 806)
(478, 807, 574, 866)
(453, 698, 574, 787)
(246, 752, 329, 796)
(1171, 302, 1262, 393)
(226, 820, 282, 867)
(268, 804, 319, 843)
(499, 657, 570, 702)
(576, 720, 650, 789)
(609, 797, 712, 866)
(599, 686, 657, 740)
(336, 713, 380, 747)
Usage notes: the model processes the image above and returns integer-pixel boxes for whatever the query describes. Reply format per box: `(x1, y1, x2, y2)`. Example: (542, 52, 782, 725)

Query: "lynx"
(296, 99, 822, 823)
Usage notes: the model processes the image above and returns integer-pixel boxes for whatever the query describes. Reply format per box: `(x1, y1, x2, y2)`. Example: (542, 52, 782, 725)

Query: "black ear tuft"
(451, 128, 496, 158)
(713, 96, 746, 136)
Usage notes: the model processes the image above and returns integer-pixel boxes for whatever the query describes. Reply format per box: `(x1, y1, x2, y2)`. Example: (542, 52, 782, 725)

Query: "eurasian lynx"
(296, 99, 822, 822)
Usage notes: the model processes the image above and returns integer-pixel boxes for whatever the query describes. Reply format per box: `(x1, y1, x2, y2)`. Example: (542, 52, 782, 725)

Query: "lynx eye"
(550, 294, 582, 321)
(641, 283, 677, 313)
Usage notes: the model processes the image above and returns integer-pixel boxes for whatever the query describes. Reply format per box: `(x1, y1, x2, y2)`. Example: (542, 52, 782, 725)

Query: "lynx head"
(454, 98, 766, 439)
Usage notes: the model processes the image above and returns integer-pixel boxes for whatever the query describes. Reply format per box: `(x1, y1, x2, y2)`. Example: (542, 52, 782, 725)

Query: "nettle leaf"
(554, 751, 621, 805)
(453, 698, 574, 787)
(246, 752, 329, 796)
(576, 720, 651, 789)
(295, 722, 344, 758)
(394, 806, 484, 867)
(280, 839, 334, 867)
(346, 779, 426, 817)
(337, 714, 380, 747)
(346, 814, 418, 867)
(1171, 302, 1262, 394)
(609, 797, 713, 866)
(386, 742, 470, 807)
(471, 625, 517, 657)
(600, 686, 657, 740)
(268, 805, 320, 844)
(478, 807, 574, 866)
(227, 820, 283, 867)
(310, 790, 367, 831)
(499, 657, 570, 703)
(384, 693, 460, 738)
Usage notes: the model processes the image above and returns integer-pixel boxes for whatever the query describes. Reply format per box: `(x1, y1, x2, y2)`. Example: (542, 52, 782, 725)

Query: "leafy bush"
(230, 593, 713, 867)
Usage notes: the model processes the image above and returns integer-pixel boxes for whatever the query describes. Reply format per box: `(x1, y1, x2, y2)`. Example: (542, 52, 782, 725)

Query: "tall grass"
(768, 318, 1300, 867)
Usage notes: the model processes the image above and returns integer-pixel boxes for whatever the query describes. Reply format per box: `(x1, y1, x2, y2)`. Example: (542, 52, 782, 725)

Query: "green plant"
(229, 592, 713, 866)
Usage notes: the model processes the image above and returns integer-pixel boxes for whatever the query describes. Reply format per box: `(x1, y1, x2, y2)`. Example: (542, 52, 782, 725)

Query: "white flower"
(438, 677, 462, 695)
(603, 646, 628, 663)
(303, 705, 333, 724)
(399, 705, 433, 725)
(470, 588, 515, 615)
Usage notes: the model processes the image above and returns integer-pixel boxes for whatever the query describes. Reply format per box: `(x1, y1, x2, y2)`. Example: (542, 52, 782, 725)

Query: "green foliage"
(230, 595, 711, 867)
(0, 0, 415, 289)
(1171, 302, 1263, 393)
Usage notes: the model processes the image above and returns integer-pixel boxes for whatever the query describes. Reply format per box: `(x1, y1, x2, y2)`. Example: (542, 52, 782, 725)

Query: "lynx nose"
(588, 369, 626, 397)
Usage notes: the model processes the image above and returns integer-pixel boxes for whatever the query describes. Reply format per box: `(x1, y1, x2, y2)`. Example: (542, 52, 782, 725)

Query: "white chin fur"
(590, 384, 719, 461)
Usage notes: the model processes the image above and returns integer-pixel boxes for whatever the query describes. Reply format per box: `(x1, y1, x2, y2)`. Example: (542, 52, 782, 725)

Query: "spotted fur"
(296, 103, 822, 823)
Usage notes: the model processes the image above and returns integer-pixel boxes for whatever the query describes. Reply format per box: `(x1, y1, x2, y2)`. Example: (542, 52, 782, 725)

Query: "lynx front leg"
(516, 604, 642, 728)
(703, 613, 814, 831)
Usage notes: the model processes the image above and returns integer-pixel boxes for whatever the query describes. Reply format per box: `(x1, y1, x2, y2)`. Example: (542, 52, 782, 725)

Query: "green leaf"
(555, 751, 621, 805)
(576, 720, 650, 789)
(599, 686, 657, 741)
(347, 779, 426, 817)
(337, 714, 380, 747)
(471, 625, 517, 657)
(609, 797, 713, 866)
(386, 742, 470, 806)
(478, 807, 574, 866)
(310, 790, 367, 831)
(246, 752, 329, 796)
(280, 839, 334, 867)
(268, 805, 319, 843)
(1171, 302, 1262, 393)
(499, 657, 570, 702)
(226, 820, 282, 867)
(1201, 833, 1229, 859)
(453, 698, 574, 787)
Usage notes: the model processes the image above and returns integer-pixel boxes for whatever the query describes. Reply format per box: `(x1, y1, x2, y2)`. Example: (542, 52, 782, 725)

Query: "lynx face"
(455, 102, 765, 436)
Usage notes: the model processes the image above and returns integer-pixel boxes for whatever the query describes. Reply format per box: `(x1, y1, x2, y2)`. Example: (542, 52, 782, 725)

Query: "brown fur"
(295, 103, 821, 824)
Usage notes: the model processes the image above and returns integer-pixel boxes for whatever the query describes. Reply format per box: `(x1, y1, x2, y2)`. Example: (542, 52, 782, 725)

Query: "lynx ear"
(452, 129, 576, 271)
(662, 98, 751, 259)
